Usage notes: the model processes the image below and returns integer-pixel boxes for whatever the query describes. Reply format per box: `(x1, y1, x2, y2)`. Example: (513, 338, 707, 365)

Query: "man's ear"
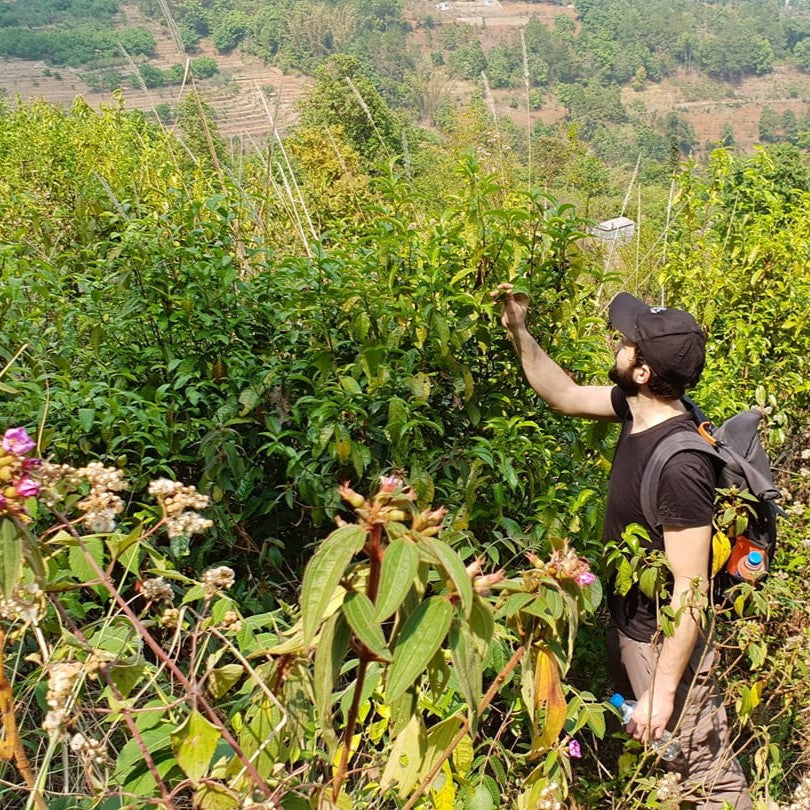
(635, 364, 652, 385)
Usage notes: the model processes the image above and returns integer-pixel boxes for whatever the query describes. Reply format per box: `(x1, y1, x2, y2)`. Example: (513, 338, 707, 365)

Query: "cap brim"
(609, 292, 648, 339)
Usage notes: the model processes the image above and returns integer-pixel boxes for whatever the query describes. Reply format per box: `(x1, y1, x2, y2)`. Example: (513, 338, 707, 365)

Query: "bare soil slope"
(2, 0, 808, 152)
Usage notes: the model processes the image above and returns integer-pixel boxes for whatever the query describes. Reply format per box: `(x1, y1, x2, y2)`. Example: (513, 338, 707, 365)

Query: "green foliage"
(0, 24, 155, 66)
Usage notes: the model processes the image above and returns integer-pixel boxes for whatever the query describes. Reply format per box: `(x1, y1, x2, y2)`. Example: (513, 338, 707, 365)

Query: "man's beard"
(608, 362, 640, 397)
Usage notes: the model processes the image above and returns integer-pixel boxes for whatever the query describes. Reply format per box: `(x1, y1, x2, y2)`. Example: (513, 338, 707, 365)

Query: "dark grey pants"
(607, 626, 753, 809)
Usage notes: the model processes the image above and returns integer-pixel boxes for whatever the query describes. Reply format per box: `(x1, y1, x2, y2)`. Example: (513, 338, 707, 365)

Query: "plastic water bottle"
(737, 549, 767, 582)
(609, 693, 681, 761)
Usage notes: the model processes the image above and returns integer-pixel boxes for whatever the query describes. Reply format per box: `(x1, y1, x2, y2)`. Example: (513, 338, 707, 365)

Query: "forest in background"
(0, 1, 810, 809)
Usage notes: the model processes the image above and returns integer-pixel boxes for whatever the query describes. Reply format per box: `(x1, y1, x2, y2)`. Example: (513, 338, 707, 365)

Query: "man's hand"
(627, 689, 675, 744)
(492, 282, 529, 334)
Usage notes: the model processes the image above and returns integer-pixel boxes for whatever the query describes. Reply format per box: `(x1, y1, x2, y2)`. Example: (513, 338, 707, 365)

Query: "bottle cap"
(748, 550, 763, 566)
(608, 693, 625, 708)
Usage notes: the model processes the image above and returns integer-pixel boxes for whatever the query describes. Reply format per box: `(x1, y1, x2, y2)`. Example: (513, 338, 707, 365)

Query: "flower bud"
(338, 482, 365, 509)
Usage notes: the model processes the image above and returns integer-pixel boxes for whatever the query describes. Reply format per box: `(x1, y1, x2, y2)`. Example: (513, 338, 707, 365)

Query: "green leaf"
(301, 525, 367, 645)
(0, 519, 22, 598)
(108, 662, 145, 699)
(424, 537, 473, 618)
(387, 596, 453, 702)
(207, 664, 244, 698)
(171, 710, 221, 780)
(380, 713, 427, 797)
(69, 536, 105, 584)
(375, 538, 419, 621)
(343, 591, 391, 661)
(78, 407, 95, 433)
(314, 611, 351, 752)
(449, 620, 482, 725)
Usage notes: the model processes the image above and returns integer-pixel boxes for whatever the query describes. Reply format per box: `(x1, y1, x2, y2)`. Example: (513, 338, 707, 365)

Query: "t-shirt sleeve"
(611, 387, 630, 420)
(656, 450, 716, 528)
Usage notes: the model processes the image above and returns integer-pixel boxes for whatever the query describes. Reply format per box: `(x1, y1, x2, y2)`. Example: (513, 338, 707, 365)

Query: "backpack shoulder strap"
(640, 431, 720, 529)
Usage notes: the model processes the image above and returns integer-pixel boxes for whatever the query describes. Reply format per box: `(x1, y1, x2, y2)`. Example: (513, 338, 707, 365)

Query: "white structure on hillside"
(592, 216, 635, 245)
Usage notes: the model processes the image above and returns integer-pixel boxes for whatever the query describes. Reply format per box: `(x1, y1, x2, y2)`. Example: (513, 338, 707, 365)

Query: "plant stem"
(402, 643, 526, 810)
(333, 524, 383, 799)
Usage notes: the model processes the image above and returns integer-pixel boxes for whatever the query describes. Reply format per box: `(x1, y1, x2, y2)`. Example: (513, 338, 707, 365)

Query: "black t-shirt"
(604, 388, 716, 642)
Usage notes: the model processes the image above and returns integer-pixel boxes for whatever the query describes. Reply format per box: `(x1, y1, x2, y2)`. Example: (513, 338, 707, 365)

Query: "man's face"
(608, 333, 640, 396)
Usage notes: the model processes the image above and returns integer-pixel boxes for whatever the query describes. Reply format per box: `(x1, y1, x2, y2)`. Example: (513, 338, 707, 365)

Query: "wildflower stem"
(333, 522, 383, 799)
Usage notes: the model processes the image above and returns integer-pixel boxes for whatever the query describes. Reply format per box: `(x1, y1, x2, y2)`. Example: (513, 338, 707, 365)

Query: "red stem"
(332, 523, 383, 799)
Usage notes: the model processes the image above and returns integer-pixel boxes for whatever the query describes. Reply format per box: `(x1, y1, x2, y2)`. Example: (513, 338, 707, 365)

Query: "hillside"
(2, 0, 810, 154)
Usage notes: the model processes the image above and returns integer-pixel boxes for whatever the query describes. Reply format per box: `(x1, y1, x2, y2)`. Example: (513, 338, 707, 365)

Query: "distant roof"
(595, 216, 635, 232)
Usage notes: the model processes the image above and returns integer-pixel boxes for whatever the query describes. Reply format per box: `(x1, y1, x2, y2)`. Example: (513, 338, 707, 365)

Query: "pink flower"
(16, 477, 40, 498)
(379, 475, 404, 493)
(575, 571, 597, 587)
(568, 739, 582, 759)
(2, 427, 36, 456)
(22, 457, 41, 472)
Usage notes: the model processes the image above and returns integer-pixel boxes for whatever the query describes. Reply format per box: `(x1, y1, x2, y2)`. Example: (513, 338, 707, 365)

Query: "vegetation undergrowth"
(0, 95, 808, 807)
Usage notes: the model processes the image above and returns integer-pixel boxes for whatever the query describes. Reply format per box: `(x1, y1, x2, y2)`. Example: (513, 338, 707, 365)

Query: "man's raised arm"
(496, 283, 618, 420)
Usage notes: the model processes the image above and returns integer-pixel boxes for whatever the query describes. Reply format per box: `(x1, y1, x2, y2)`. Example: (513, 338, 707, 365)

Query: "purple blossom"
(2, 427, 36, 456)
(16, 477, 40, 498)
(568, 739, 582, 759)
(576, 571, 597, 587)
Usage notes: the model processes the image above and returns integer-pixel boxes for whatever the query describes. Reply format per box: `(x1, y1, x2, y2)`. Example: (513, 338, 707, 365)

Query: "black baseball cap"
(609, 292, 706, 388)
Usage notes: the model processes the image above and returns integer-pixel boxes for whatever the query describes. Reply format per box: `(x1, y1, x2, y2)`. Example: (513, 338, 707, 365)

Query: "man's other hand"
(627, 689, 675, 745)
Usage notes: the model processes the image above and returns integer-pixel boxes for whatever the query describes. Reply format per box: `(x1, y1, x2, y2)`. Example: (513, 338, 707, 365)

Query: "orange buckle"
(697, 421, 717, 446)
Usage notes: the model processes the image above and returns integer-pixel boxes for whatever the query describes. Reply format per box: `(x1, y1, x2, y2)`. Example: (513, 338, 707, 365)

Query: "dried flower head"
(149, 478, 213, 538)
(201, 566, 235, 597)
(140, 577, 174, 604)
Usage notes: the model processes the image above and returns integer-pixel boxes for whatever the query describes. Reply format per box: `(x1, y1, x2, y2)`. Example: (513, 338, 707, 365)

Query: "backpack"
(639, 400, 782, 604)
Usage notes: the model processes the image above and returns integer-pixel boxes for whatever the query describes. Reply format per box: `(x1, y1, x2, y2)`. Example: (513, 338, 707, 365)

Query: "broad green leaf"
(380, 713, 426, 797)
(314, 611, 351, 752)
(375, 538, 419, 621)
(207, 664, 244, 698)
(449, 620, 482, 725)
(194, 782, 239, 810)
(424, 537, 473, 618)
(387, 596, 453, 702)
(424, 713, 464, 780)
(466, 784, 495, 810)
(108, 662, 145, 699)
(171, 710, 221, 780)
(343, 591, 391, 662)
(69, 536, 105, 584)
(0, 519, 22, 598)
(78, 407, 95, 433)
(495, 592, 534, 619)
(301, 525, 367, 644)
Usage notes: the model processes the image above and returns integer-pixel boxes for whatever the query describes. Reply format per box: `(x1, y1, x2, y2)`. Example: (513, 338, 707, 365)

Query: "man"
(497, 283, 751, 809)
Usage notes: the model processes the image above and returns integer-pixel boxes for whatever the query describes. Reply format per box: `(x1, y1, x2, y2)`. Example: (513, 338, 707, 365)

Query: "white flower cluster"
(140, 577, 174, 604)
(785, 774, 810, 810)
(70, 732, 107, 765)
(75, 462, 127, 533)
(0, 582, 44, 624)
(42, 661, 83, 736)
(536, 781, 563, 810)
(148, 478, 213, 538)
(655, 772, 683, 803)
(201, 566, 235, 598)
